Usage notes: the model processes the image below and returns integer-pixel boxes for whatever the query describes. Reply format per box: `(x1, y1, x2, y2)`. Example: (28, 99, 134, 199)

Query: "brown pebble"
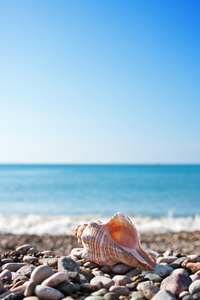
(186, 263, 200, 273)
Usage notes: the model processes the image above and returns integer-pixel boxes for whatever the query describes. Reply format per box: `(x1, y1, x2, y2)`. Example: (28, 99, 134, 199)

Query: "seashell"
(72, 212, 156, 270)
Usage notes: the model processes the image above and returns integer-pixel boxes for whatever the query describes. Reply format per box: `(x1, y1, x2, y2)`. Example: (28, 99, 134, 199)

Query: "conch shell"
(72, 212, 156, 270)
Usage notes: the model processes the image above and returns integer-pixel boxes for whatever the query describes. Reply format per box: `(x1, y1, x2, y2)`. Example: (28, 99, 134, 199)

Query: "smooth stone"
(24, 281, 37, 297)
(80, 266, 93, 282)
(85, 297, 104, 300)
(173, 257, 188, 267)
(41, 272, 69, 287)
(111, 263, 132, 275)
(182, 296, 194, 300)
(101, 266, 111, 273)
(23, 256, 38, 264)
(143, 264, 173, 277)
(130, 291, 146, 300)
(179, 291, 191, 298)
(0, 282, 4, 293)
(126, 282, 137, 291)
(109, 285, 129, 296)
(91, 288, 108, 296)
(16, 245, 32, 255)
(190, 274, 200, 281)
(144, 273, 162, 283)
(26, 247, 39, 255)
(90, 276, 115, 289)
(151, 289, 176, 299)
(58, 256, 80, 273)
(2, 263, 26, 272)
(3, 292, 24, 300)
(193, 292, 200, 299)
(35, 285, 65, 300)
(0, 269, 12, 282)
(125, 269, 142, 277)
(189, 279, 200, 294)
(112, 275, 132, 285)
(161, 273, 192, 295)
(137, 281, 160, 299)
(171, 268, 190, 276)
(163, 250, 173, 257)
(1, 259, 14, 264)
(157, 256, 177, 264)
(83, 261, 101, 269)
(17, 265, 36, 277)
(79, 272, 89, 283)
(103, 291, 119, 300)
(30, 265, 54, 284)
(56, 281, 75, 296)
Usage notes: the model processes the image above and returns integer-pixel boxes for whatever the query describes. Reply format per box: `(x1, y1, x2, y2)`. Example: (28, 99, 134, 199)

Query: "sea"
(0, 164, 200, 235)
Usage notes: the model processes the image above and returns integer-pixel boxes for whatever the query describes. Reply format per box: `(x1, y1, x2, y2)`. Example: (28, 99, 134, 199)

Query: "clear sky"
(0, 0, 200, 164)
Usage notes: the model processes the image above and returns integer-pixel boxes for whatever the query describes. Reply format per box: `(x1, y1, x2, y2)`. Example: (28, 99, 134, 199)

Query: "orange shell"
(72, 212, 156, 270)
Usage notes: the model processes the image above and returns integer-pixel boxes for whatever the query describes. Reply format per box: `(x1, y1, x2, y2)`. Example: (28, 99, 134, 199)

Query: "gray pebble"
(130, 291, 146, 300)
(125, 268, 142, 277)
(91, 288, 108, 296)
(35, 285, 65, 300)
(144, 273, 162, 283)
(26, 247, 39, 255)
(23, 256, 38, 264)
(189, 279, 200, 294)
(157, 256, 177, 264)
(193, 292, 200, 299)
(109, 285, 129, 296)
(16, 245, 32, 255)
(0, 281, 4, 293)
(161, 273, 192, 296)
(3, 292, 24, 300)
(71, 248, 84, 259)
(111, 263, 132, 275)
(171, 268, 190, 276)
(126, 282, 137, 291)
(151, 289, 176, 299)
(13, 275, 29, 284)
(103, 292, 119, 300)
(38, 257, 58, 268)
(56, 281, 75, 296)
(137, 281, 160, 299)
(143, 264, 173, 277)
(2, 263, 26, 272)
(58, 256, 80, 273)
(17, 264, 36, 277)
(90, 276, 115, 289)
(30, 265, 54, 284)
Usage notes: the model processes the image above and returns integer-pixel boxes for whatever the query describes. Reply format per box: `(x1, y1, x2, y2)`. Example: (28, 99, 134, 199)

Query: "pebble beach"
(0, 231, 200, 299)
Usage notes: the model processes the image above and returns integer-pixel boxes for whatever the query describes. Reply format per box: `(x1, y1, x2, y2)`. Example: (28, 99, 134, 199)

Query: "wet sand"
(0, 231, 200, 256)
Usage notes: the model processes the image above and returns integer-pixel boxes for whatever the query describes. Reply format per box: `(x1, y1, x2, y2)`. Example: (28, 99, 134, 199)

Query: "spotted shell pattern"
(72, 212, 156, 270)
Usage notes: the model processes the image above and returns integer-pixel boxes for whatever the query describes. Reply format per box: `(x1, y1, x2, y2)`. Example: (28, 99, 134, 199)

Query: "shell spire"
(72, 212, 156, 270)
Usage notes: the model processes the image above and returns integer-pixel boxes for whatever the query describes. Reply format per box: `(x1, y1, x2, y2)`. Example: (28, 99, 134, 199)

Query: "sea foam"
(0, 213, 200, 235)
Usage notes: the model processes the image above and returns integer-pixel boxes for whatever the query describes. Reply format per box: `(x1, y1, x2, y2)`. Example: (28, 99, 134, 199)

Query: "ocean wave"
(0, 213, 200, 235)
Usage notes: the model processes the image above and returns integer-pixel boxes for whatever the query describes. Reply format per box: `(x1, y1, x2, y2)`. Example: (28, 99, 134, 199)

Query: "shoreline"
(1, 231, 200, 256)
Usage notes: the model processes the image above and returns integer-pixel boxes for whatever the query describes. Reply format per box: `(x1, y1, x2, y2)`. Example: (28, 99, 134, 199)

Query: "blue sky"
(0, 0, 200, 163)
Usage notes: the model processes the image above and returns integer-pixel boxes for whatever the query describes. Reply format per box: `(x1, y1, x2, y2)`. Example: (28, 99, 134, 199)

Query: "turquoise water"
(0, 164, 199, 218)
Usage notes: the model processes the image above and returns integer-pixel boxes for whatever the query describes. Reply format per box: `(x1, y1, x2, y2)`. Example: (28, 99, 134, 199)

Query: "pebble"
(0, 269, 12, 282)
(189, 279, 200, 294)
(23, 256, 38, 264)
(0, 281, 4, 293)
(161, 273, 192, 295)
(190, 274, 200, 281)
(71, 248, 84, 259)
(16, 265, 36, 277)
(143, 264, 173, 277)
(179, 291, 191, 298)
(56, 281, 75, 295)
(58, 256, 80, 273)
(111, 264, 132, 275)
(91, 288, 108, 296)
(24, 281, 37, 297)
(85, 297, 104, 300)
(112, 275, 132, 285)
(26, 247, 39, 255)
(2, 263, 26, 272)
(16, 245, 32, 255)
(2, 291, 24, 300)
(30, 265, 54, 284)
(103, 291, 119, 300)
(130, 291, 146, 299)
(151, 289, 176, 299)
(171, 268, 190, 276)
(35, 284, 65, 300)
(125, 269, 142, 277)
(41, 272, 69, 287)
(144, 273, 162, 283)
(23, 297, 40, 300)
(90, 276, 115, 289)
(137, 281, 160, 299)
(109, 285, 129, 296)
(157, 256, 177, 264)
(38, 257, 58, 268)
